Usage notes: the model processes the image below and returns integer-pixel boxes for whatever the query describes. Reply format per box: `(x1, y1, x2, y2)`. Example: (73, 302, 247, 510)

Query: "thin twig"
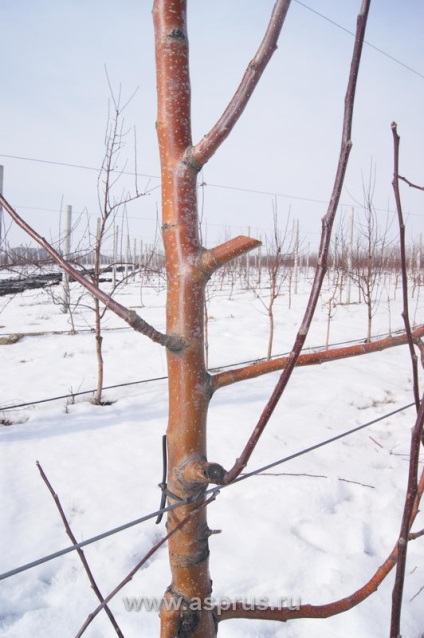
(217, 468, 424, 623)
(409, 528, 424, 541)
(36, 462, 125, 638)
(369, 435, 384, 449)
(156, 434, 167, 524)
(190, 0, 292, 167)
(245, 471, 328, 479)
(389, 123, 424, 637)
(0, 194, 183, 352)
(414, 337, 424, 370)
(223, 0, 371, 484)
(245, 471, 374, 488)
(337, 477, 375, 489)
(390, 394, 424, 637)
(391, 123, 420, 411)
(410, 584, 424, 602)
(74, 492, 218, 638)
(398, 175, 424, 191)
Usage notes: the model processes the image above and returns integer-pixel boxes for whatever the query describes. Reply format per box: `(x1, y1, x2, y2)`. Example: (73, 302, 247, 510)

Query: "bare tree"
(322, 217, 352, 347)
(389, 122, 424, 638)
(87, 87, 147, 404)
(249, 203, 293, 359)
(323, 267, 343, 350)
(3, 2, 424, 637)
(348, 176, 391, 341)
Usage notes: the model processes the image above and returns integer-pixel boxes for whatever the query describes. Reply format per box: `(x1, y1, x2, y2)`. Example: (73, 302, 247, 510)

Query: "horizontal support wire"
(0, 329, 407, 412)
(0, 400, 415, 582)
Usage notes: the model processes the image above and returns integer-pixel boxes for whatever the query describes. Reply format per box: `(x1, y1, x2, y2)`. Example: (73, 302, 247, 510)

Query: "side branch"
(398, 175, 424, 191)
(75, 493, 219, 638)
(222, 0, 371, 484)
(390, 391, 424, 637)
(190, 0, 292, 167)
(390, 125, 424, 635)
(217, 468, 424, 623)
(197, 236, 261, 277)
(0, 195, 183, 351)
(36, 463, 124, 638)
(391, 122, 420, 411)
(212, 325, 424, 391)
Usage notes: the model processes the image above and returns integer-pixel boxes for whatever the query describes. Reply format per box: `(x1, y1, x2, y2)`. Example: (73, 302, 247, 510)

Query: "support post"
(346, 207, 354, 304)
(293, 218, 299, 295)
(61, 205, 72, 313)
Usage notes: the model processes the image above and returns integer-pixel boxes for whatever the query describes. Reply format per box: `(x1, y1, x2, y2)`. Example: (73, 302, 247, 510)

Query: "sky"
(0, 0, 424, 255)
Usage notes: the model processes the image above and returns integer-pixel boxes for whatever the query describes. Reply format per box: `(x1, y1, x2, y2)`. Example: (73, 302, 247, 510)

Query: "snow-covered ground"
(0, 271, 423, 637)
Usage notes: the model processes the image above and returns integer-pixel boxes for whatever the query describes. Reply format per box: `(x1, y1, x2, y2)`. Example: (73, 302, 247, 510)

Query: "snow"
(0, 272, 423, 637)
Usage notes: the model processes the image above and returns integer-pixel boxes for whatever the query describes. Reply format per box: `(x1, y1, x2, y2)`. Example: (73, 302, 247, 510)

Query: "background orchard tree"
(349, 176, 392, 341)
(248, 203, 293, 360)
(89, 87, 145, 404)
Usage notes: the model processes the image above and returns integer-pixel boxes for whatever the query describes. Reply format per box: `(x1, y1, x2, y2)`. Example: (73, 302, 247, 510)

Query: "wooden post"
(293, 218, 299, 295)
(346, 207, 354, 304)
(61, 205, 72, 313)
(112, 225, 119, 288)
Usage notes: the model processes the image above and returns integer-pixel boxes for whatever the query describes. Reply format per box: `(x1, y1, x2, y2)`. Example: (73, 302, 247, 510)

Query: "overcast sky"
(1, 1, 423, 254)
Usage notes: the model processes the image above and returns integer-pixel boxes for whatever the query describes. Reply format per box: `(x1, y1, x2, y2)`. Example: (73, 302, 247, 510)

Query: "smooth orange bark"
(153, 2, 292, 634)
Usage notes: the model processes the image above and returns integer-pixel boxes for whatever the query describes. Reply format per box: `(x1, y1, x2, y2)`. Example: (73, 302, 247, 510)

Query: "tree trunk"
(154, 3, 216, 635)
(152, 0, 304, 633)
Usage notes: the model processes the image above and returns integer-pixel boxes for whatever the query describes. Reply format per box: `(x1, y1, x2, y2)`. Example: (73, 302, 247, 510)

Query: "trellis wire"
(0, 400, 415, 582)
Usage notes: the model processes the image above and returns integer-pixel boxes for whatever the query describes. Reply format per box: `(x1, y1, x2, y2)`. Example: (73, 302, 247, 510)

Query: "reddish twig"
(390, 393, 424, 637)
(410, 583, 424, 602)
(74, 492, 218, 638)
(190, 0, 292, 168)
(389, 122, 424, 637)
(369, 435, 384, 449)
(409, 528, 424, 541)
(36, 462, 125, 638)
(217, 468, 424, 623)
(0, 194, 183, 352)
(398, 175, 424, 191)
(222, 0, 371, 484)
(391, 123, 420, 411)
(212, 325, 424, 391)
